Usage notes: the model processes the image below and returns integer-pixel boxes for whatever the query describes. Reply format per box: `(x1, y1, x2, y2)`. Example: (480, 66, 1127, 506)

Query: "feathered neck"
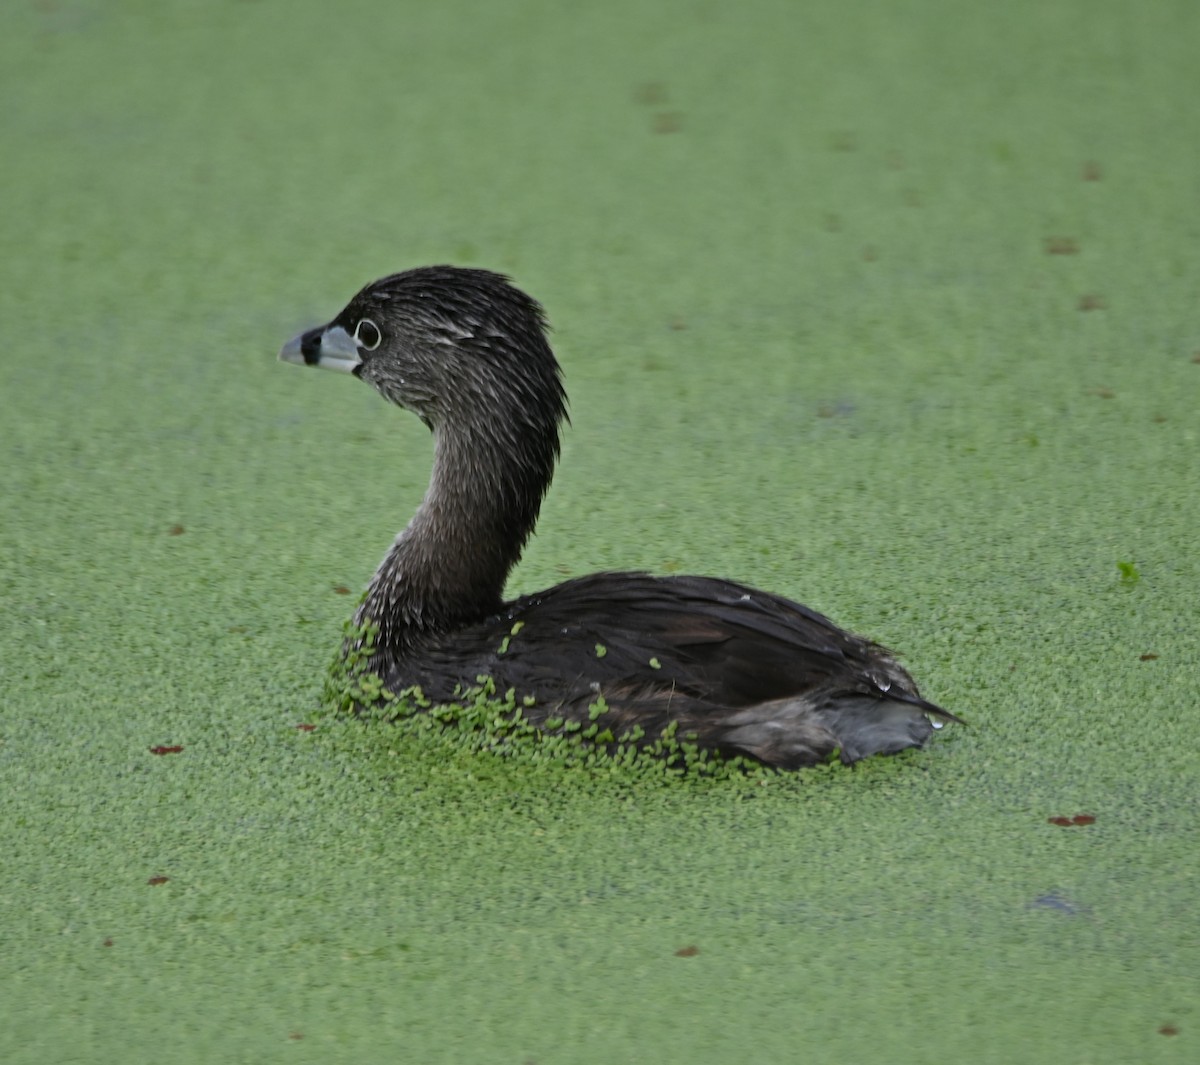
(357, 397, 563, 654)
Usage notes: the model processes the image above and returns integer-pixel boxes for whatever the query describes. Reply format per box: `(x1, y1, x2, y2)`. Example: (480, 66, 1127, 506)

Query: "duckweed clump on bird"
(322, 614, 775, 781)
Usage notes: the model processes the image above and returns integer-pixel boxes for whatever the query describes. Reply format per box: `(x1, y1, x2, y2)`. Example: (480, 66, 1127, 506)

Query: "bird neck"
(358, 416, 557, 653)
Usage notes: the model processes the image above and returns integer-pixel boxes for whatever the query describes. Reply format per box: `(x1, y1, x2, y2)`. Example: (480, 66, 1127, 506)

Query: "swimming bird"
(279, 266, 957, 768)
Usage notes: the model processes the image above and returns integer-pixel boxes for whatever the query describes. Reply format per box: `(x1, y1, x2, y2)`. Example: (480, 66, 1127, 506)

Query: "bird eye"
(354, 318, 382, 351)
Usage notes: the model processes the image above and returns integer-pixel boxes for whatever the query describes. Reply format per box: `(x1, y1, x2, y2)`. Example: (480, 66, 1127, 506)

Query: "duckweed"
(323, 614, 771, 781)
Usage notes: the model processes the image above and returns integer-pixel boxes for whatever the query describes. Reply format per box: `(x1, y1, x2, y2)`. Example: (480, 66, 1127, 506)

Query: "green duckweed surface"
(2, 1, 1198, 1062)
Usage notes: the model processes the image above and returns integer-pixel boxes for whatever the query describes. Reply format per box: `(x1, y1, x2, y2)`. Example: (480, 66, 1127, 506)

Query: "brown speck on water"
(288, 1032, 304, 1041)
(102, 938, 114, 947)
(1139, 653, 1159, 661)
(1190, 351, 1200, 364)
(333, 584, 352, 595)
(1082, 160, 1103, 181)
(1158, 1025, 1179, 1036)
(675, 945, 700, 957)
(167, 524, 185, 536)
(652, 111, 683, 134)
(227, 624, 248, 634)
(1078, 294, 1106, 311)
(669, 317, 687, 331)
(1072, 814, 1095, 825)
(147, 876, 169, 886)
(1047, 816, 1073, 827)
(1088, 386, 1115, 399)
(817, 404, 835, 418)
(1044, 237, 1079, 255)
(295, 723, 317, 731)
(149, 745, 184, 755)
(633, 82, 667, 105)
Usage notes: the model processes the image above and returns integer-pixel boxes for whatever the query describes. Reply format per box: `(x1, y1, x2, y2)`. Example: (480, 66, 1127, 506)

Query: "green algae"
(2, 1, 1199, 1063)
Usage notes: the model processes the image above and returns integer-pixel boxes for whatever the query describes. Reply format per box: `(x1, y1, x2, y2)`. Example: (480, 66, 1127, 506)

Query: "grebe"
(280, 266, 957, 768)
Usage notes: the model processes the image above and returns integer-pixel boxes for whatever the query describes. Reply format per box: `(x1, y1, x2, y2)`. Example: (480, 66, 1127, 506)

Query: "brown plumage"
(280, 266, 959, 768)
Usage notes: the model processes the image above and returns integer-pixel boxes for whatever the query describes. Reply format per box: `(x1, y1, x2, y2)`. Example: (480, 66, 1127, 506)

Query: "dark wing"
(386, 572, 956, 766)
(507, 572, 907, 697)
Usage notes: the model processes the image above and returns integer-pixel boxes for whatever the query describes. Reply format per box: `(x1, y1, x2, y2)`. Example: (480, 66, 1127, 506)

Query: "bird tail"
(719, 693, 958, 769)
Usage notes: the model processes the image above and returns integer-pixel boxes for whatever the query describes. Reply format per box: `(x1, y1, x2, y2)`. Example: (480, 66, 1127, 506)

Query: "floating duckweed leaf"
(595, 643, 607, 658)
(149, 745, 183, 755)
(1117, 560, 1141, 585)
(649, 657, 661, 670)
